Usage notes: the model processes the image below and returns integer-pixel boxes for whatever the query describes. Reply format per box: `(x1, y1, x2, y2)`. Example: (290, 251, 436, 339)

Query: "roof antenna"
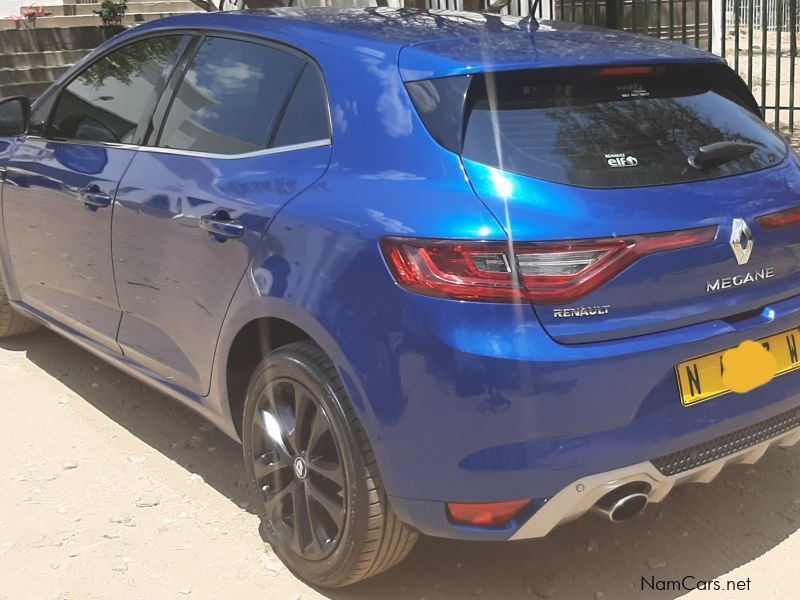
(520, 0, 541, 32)
(485, 0, 540, 31)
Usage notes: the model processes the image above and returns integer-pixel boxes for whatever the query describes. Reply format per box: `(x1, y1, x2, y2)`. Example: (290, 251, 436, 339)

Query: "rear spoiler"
(399, 25, 723, 82)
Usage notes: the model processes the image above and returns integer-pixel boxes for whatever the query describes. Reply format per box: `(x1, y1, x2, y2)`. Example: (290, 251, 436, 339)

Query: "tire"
(242, 341, 417, 588)
(0, 275, 38, 338)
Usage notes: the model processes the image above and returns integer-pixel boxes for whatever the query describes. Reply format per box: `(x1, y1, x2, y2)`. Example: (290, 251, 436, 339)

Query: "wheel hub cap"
(293, 456, 308, 480)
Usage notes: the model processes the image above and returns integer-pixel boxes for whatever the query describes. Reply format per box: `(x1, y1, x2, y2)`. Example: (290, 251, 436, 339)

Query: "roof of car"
(130, 8, 724, 80)
(241, 7, 544, 45)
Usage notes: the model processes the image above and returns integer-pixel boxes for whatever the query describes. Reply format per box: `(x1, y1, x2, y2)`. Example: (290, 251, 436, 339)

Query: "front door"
(113, 35, 332, 395)
(2, 34, 183, 350)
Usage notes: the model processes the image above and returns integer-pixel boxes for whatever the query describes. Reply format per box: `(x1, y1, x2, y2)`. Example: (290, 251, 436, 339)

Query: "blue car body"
(2, 8, 800, 542)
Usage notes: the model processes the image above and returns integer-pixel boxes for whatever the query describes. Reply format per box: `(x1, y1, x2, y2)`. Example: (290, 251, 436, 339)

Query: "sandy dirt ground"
(3, 329, 800, 600)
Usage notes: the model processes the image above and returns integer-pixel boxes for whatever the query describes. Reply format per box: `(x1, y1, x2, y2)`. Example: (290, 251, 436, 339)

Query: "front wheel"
(242, 341, 417, 587)
(0, 275, 39, 338)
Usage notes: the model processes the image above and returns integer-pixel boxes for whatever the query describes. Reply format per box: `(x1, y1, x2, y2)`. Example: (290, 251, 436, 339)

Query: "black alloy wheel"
(250, 376, 346, 560)
(242, 341, 418, 587)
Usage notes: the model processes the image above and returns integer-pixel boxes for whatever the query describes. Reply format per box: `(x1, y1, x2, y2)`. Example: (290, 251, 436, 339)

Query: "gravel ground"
(3, 329, 800, 600)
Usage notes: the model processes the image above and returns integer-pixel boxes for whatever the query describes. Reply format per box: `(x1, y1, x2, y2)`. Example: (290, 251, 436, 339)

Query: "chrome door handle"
(78, 186, 112, 209)
(200, 211, 244, 240)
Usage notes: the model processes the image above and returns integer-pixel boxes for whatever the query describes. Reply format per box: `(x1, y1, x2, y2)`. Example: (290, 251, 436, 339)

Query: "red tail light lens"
(447, 500, 530, 527)
(380, 240, 524, 302)
(516, 227, 716, 304)
(381, 226, 716, 305)
(756, 205, 800, 230)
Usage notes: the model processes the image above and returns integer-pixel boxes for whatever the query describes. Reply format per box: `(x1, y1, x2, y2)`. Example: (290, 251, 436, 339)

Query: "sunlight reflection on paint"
(489, 167, 514, 200)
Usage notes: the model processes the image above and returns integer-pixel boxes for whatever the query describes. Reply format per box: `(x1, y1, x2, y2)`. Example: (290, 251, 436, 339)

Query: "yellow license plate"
(676, 327, 800, 406)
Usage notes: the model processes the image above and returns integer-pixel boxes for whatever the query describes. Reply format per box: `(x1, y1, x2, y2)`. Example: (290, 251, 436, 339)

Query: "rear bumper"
(511, 406, 800, 539)
(340, 278, 800, 540)
(387, 400, 800, 541)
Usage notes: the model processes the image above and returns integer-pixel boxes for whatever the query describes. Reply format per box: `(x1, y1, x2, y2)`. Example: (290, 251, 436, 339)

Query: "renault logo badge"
(293, 456, 308, 480)
(730, 218, 754, 265)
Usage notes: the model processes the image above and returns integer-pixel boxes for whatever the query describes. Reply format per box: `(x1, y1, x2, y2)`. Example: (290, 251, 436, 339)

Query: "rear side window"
(157, 37, 327, 155)
(412, 64, 787, 189)
(272, 66, 330, 147)
(47, 36, 181, 144)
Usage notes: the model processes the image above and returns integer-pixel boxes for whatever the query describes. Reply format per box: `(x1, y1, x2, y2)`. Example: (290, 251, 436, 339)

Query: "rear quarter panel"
(207, 37, 506, 457)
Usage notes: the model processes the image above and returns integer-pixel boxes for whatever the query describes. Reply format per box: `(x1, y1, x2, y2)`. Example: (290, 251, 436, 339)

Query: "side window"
(272, 65, 330, 147)
(47, 36, 181, 144)
(157, 37, 305, 155)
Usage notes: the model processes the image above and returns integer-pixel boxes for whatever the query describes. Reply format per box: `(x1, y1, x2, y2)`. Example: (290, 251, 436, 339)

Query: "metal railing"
(722, 0, 798, 132)
(726, 0, 800, 30)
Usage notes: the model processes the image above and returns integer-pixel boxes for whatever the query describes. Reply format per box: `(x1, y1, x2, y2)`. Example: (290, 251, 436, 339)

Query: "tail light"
(756, 205, 800, 230)
(381, 226, 716, 305)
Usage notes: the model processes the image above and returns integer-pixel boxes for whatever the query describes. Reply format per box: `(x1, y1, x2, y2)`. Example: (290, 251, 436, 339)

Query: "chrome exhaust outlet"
(592, 483, 650, 523)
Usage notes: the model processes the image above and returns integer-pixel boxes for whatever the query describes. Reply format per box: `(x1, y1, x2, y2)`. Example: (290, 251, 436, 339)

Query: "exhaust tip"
(592, 483, 650, 523)
(607, 492, 648, 522)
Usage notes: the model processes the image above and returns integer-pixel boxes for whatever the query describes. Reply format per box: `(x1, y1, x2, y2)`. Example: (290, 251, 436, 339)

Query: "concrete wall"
(0, 0, 63, 19)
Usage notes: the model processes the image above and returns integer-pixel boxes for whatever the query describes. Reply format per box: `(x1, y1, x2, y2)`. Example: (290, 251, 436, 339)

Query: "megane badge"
(730, 218, 754, 265)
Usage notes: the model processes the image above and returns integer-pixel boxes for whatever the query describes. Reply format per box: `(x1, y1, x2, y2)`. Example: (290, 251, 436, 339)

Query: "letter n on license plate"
(675, 327, 800, 406)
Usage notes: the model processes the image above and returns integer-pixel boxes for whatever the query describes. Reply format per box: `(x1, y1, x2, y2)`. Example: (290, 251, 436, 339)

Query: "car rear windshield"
(407, 64, 787, 189)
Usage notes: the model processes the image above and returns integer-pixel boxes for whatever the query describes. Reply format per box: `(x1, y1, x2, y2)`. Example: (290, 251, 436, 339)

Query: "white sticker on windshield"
(605, 153, 639, 168)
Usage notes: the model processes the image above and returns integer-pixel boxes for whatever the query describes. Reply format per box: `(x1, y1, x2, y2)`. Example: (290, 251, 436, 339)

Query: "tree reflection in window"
(463, 66, 786, 188)
(47, 36, 181, 144)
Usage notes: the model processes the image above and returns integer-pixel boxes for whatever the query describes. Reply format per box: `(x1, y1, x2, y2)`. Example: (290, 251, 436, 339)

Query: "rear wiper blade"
(688, 141, 759, 169)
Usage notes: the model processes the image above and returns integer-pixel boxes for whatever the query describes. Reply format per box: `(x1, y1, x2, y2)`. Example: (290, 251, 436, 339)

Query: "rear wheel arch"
(225, 316, 312, 439)
(223, 311, 373, 442)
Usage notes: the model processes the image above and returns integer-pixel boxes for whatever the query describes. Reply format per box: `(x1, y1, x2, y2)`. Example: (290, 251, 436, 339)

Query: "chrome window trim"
(138, 138, 332, 159)
(22, 135, 331, 158)
(24, 135, 140, 151)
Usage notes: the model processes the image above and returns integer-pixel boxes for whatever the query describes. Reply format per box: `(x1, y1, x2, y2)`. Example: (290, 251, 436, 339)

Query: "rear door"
(1, 35, 184, 350)
(413, 63, 800, 343)
(113, 35, 331, 395)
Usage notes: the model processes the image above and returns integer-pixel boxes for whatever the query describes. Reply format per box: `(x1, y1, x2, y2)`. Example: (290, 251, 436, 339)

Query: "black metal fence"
(722, 0, 798, 133)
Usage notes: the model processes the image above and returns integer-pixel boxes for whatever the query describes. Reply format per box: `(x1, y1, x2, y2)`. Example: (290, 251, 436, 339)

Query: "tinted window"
(455, 65, 787, 188)
(48, 36, 181, 144)
(272, 66, 330, 147)
(158, 37, 304, 155)
(29, 91, 58, 136)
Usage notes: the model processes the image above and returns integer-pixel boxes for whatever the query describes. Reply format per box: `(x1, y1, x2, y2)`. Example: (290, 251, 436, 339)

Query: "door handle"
(78, 186, 112, 209)
(200, 210, 245, 240)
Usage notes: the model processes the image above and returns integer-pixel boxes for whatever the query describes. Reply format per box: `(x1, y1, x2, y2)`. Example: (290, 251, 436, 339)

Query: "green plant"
(93, 0, 128, 26)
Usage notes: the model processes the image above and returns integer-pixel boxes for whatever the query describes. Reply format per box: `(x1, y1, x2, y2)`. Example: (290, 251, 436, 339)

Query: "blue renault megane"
(1, 7, 799, 587)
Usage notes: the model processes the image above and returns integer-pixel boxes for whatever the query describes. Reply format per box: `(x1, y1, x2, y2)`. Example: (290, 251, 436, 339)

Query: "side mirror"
(0, 96, 31, 137)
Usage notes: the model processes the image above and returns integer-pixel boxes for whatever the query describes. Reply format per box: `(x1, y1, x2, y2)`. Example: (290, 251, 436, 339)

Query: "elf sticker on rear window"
(605, 153, 639, 168)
